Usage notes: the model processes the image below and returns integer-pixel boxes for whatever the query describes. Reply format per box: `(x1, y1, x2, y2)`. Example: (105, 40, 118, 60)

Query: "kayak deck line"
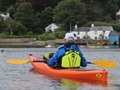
(76, 68, 105, 71)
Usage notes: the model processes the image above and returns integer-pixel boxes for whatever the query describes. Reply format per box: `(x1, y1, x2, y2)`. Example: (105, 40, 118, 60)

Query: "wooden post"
(118, 35, 120, 47)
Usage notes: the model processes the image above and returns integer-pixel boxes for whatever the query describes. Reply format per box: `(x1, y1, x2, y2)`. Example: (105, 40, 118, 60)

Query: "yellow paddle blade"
(6, 60, 33, 64)
(91, 60, 117, 68)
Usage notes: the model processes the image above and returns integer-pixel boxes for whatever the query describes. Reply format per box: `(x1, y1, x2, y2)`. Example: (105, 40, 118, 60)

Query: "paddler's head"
(64, 32, 75, 44)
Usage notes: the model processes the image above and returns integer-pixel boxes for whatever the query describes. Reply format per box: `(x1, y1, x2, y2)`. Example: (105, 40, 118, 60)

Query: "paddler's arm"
(47, 47, 65, 67)
(47, 53, 58, 66)
(77, 47, 87, 67)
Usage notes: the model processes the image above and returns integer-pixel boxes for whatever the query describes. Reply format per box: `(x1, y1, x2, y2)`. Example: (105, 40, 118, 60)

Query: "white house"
(72, 24, 113, 40)
(0, 12, 10, 20)
(45, 23, 60, 32)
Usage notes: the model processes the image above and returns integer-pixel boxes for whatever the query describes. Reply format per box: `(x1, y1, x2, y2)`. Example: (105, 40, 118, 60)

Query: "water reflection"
(29, 68, 107, 88)
(29, 66, 120, 90)
(60, 79, 80, 90)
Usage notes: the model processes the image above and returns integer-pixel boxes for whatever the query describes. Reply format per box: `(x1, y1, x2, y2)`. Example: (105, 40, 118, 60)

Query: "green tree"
(13, 2, 34, 32)
(6, 5, 16, 18)
(40, 7, 53, 27)
(0, 0, 16, 11)
(34, 6, 53, 34)
(100, 0, 119, 21)
(54, 29, 66, 39)
(14, 0, 26, 9)
(81, 0, 119, 21)
(53, 0, 87, 30)
(5, 19, 27, 35)
(86, 2, 104, 21)
(34, 12, 43, 34)
(26, 0, 61, 11)
(0, 16, 6, 33)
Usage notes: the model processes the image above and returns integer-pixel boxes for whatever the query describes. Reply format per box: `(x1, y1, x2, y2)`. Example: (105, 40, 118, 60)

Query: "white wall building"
(0, 12, 10, 20)
(45, 23, 60, 32)
(72, 24, 113, 40)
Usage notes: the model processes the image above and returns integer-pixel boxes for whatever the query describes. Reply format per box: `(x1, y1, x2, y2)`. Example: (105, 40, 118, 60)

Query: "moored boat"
(45, 44, 51, 48)
(28, 54, 108, 82)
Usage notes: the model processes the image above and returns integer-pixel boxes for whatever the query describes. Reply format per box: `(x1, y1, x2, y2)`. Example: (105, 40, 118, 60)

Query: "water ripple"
(0, 47, 120, 90)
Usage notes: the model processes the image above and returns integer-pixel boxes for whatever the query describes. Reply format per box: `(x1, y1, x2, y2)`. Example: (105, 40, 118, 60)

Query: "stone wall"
(0, 38, 113, 47)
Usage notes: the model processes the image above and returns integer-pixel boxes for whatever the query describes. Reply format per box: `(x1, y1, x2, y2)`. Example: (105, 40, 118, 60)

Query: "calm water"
(0, 46, 120, 90)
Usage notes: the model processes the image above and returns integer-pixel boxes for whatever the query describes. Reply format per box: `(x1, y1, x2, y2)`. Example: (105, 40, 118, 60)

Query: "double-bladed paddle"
(6, 59, 45, 64)
(87, 60, 117, 68)
(6, 59, 117, 69)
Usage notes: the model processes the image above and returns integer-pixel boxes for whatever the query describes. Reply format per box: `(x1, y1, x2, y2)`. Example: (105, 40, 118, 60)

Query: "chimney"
(91, 24, 94, 27)
(75, 24, 78, 29)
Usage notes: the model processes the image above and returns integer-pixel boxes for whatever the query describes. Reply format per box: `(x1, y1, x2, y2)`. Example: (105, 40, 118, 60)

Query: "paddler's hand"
(87, 62, 91, 64)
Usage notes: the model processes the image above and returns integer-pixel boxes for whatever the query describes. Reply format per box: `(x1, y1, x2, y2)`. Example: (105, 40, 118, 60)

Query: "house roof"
(75, 27, 90, 31)
(45, 23, 63, 29)
(75, 26, 113, 31)
(90, 26, 113, 31)
(116, 9, 120, 15)
(51, 23, 59, 27)
(109, 31, 120, 36)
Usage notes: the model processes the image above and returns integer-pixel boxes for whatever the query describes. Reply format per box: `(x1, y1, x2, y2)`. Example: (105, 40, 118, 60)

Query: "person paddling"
(44, 32, 87, 69)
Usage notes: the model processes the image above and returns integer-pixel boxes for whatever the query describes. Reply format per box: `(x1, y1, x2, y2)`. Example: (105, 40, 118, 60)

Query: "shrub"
(54, 29, 66, 39)
(38, 33, 56, 40)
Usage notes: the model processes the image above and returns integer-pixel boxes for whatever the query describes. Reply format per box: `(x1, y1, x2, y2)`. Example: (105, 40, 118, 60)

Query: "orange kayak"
(28, 54, 108, 82)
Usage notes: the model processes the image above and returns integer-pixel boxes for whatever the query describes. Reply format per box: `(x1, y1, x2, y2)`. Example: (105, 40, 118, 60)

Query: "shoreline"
(0, 38, 117, 48)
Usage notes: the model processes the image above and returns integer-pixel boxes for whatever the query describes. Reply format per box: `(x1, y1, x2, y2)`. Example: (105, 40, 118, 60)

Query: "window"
(103, 31, 105, 34)
(95, 37, 97, 40)
(78, 31, 80, 35)
(94, 31, 97, 34)
(83, 35, 90, 39)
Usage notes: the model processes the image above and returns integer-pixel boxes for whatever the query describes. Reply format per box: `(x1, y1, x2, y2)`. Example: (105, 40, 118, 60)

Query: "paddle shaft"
(6, 59, 116, 68)
(87, 62, 93, 64)
(33, 60, 94, 62)
(33, 60, 46, 62)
